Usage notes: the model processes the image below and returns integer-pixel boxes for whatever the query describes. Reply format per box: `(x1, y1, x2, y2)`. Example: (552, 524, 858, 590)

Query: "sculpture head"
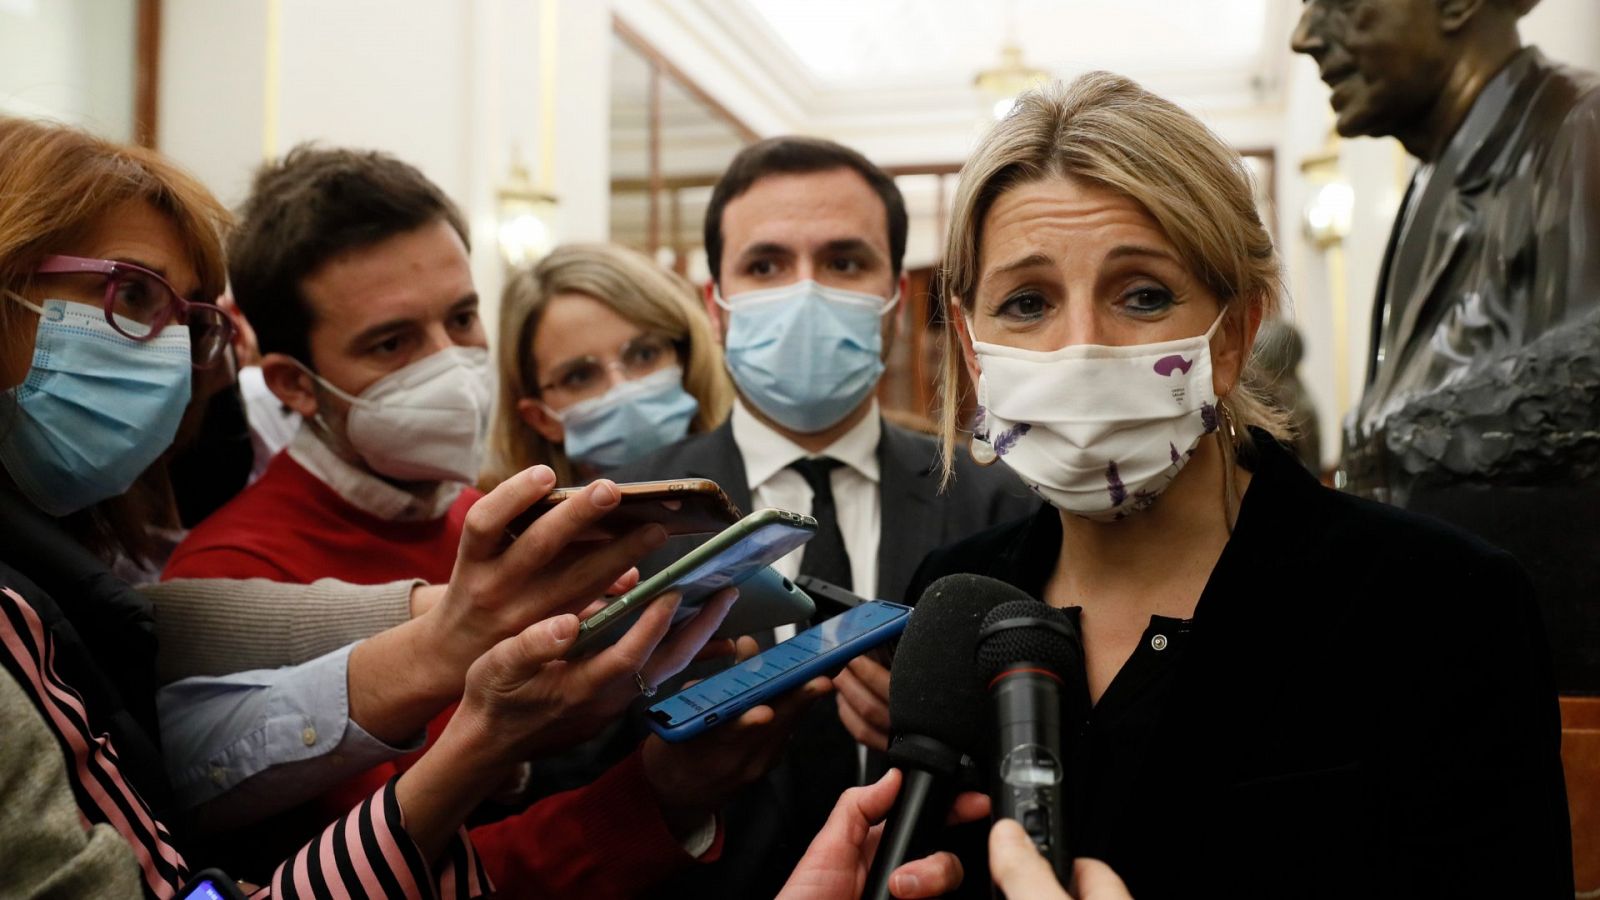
(1291, 0, 1537, 146)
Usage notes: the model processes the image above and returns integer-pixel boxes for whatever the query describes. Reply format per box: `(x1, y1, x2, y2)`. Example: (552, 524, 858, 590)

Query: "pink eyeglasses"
(32, 255, 235, 367)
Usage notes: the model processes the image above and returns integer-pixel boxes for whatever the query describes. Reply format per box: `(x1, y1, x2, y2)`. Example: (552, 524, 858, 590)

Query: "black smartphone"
(795, 575, 869, 621)
(506, 478, 742, 540)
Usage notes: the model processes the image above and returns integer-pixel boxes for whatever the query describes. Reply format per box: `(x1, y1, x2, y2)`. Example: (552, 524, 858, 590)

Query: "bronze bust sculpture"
(1294, 0, 1600, 691)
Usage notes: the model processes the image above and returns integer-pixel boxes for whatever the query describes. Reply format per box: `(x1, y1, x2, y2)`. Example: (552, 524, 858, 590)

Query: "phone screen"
(649, 600, 909, 726)
(668, 522, 814, 609)
(181, 881, 229, 900)
(573, 514, 817, 653)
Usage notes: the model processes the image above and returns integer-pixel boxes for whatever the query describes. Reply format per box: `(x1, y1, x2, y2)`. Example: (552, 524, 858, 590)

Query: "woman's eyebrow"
(1105, 244, 1177, 263)
(984, 252, 1053, 281)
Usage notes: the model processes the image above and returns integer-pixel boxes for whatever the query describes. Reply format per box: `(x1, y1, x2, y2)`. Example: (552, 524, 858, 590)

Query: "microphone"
(862, 574, 1007, 900)
(975, 596, 1083, 884)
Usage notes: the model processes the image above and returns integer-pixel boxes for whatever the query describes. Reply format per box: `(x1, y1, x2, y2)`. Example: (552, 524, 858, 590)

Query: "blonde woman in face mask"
(909, 73, 1571, 898)
(483, 243, 733, 488)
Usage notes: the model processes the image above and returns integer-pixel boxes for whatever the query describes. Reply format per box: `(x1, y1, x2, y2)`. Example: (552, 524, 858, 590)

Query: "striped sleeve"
(255, 777, 490, 900)
(0, 586, 188, 900)
(1, 584, 490, 900)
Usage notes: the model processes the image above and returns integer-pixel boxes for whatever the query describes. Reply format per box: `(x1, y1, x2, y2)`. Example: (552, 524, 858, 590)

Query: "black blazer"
(606, 417, 1039, 606)
(910, 434, 1573, 898)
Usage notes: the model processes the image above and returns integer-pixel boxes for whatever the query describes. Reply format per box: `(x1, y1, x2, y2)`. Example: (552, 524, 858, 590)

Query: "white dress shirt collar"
(286, 427, 463, 522)
(731, 397, 882, 490)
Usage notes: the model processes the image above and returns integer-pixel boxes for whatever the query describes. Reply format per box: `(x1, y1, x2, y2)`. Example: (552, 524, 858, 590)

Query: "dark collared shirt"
(958, 500, 1194, 863)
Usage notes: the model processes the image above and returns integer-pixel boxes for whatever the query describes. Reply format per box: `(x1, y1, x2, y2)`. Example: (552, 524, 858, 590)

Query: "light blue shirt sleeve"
(157, 643, 424, 830)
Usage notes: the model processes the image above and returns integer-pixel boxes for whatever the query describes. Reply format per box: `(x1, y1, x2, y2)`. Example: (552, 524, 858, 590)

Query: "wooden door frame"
(135, 0, 161, 148)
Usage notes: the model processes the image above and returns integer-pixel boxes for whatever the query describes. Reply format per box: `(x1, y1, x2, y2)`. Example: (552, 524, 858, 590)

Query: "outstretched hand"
(643, 634, 833, 832)
(834, 651, 891, 752)
(396, 599, 687, 859)
(989, 819, 1132, 900)
(777, 768, 991, 900)
(456, 581, 705, 760)
(430, 468, 666, 675)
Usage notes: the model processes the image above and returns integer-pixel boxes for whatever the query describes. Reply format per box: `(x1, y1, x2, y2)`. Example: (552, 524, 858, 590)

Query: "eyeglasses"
(538, 333, 681, 402)
(30, 255, 235, 368)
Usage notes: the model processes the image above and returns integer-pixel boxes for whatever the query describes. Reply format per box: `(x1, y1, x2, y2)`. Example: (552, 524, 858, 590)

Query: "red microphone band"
(988, 666, 1064, 690)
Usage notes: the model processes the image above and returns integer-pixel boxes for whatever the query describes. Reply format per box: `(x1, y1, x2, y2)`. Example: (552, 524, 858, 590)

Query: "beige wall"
(158, 0, 613, 343)
(0, 0, 138, 140)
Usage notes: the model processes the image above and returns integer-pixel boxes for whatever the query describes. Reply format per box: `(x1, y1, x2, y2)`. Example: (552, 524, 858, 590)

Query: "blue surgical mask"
(0, 297, 192, 516)
(547, 366, 699, 470)
(717, 280, 897, 433)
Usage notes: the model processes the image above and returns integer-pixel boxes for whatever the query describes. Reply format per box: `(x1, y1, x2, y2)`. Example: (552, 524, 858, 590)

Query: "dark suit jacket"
(606, 417, 1038, 606)
(605, 416, 1038, 898)
(914, 434, 1573, 898)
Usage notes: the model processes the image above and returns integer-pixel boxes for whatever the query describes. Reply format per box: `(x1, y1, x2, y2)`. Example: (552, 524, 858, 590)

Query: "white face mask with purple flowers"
(969, 312, 1225, 522)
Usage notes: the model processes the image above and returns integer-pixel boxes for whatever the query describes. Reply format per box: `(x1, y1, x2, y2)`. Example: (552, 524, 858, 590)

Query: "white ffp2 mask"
(971, 313, 1225, 522)
(310, 346, 493, 484)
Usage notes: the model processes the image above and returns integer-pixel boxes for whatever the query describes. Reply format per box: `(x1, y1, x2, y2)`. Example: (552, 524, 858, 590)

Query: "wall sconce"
(1298, 129, 1355, 421)
(1300, 136, 1352, 248)
(1303, 180, 1354, 248)
(497, 159, 559, 268)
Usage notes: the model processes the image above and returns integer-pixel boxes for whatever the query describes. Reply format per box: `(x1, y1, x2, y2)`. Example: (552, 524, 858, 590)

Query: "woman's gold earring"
(1220, 400, 1240, 446)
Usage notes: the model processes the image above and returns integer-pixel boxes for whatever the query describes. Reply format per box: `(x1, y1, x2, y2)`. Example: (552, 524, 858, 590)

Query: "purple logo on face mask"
(1106, 460, 1126, 507)
(1200, 402, 1219, 434)
(1154, 355, 1193, 377)
(993, 423, 1031, 457)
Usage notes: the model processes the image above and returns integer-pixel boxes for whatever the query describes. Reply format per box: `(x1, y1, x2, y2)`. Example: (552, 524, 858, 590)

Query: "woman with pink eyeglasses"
(0, 116, 744, 899)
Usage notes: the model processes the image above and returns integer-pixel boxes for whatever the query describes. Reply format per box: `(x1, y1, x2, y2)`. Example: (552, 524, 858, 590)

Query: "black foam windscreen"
(889, 574, 1031, 755)
(975, 599, 1082, 683)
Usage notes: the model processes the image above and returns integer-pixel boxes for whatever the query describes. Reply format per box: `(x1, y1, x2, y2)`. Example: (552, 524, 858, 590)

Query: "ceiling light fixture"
(975, 43, 1049, 120)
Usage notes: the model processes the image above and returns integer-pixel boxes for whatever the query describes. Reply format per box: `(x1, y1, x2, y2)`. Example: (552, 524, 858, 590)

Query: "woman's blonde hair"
(484, 242, 733, 487)
(938, 72, 1287, 480)
(0, 115, 231, 562)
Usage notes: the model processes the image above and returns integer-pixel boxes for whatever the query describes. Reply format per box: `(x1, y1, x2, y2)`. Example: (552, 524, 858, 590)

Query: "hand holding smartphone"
(506, 478, 741, 541)
(646, 600, 913, 742)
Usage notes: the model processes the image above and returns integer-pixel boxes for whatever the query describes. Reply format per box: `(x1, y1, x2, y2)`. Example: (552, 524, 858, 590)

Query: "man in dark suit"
(1293, 0, 1600, 693)
(608, 135, 1037, 896)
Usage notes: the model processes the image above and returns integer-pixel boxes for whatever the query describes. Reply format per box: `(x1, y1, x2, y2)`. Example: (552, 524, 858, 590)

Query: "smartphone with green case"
(569, 508, 817, 656)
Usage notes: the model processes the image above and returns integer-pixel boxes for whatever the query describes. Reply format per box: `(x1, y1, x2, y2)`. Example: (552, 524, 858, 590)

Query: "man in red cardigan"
(163, 145, 817, 896)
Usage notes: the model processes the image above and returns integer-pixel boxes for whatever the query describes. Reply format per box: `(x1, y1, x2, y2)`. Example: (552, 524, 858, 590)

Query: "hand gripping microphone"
(975, 595, 1083, 884)
(861, 574, 1005, 900)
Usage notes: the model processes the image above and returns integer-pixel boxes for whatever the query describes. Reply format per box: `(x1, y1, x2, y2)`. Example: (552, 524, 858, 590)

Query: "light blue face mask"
(0, 297, 192, 516)
(547, 366, 699, 471)
(717, 280, 897, 434)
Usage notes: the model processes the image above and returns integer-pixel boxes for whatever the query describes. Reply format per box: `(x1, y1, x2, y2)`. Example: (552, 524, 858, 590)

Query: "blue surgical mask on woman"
(716, 280, 898, 434)
(546, 366, 699, 470)
(0, 297, 192, 516)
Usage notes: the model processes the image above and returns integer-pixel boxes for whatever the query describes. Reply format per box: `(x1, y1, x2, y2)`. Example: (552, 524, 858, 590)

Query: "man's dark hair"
(228, 144, 469, 363)
(704, 136, 907, 284)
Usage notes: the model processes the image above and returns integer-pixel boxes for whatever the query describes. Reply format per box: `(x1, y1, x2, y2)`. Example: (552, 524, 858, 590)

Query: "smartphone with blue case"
(645, 599, 913, 742)
(177, 870, 248, 900)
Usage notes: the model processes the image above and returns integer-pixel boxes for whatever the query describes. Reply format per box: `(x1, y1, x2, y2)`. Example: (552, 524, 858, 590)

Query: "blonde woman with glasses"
(484, 242, 733, 487)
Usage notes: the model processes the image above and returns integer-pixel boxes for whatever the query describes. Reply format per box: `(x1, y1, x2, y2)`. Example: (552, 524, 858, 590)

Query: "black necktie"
(788, 457, 852, 592)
